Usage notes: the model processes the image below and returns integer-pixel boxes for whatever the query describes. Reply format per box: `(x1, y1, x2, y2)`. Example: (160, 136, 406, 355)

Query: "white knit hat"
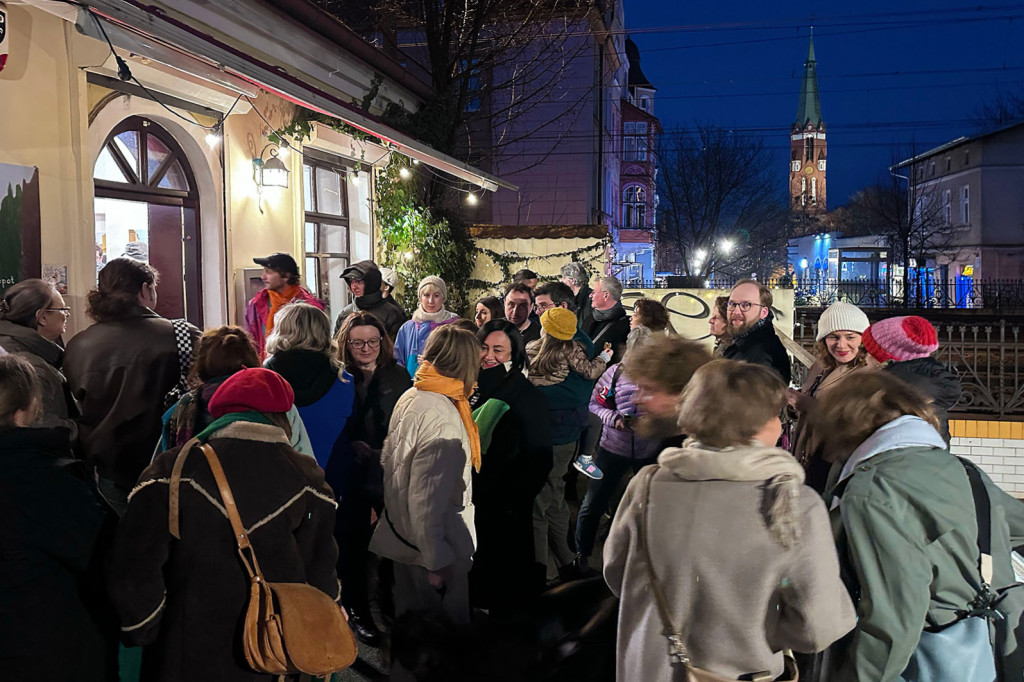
(418, 275, 447, 301)
(815, 301, 870, 341)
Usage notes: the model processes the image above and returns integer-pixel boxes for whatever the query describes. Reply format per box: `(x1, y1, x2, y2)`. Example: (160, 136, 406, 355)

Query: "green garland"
(467, 240, 608, 295)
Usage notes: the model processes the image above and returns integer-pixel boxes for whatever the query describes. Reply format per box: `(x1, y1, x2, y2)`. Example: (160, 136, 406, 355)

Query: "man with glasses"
(722, 279, 791, 384)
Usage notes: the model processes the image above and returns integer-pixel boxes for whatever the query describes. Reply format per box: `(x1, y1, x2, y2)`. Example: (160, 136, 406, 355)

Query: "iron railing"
(793, 318, 1024, 418)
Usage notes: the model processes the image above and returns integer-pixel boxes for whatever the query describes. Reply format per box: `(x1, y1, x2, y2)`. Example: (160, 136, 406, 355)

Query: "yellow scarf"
(266, 284, 301, 335)
(413, 361, 481, 472)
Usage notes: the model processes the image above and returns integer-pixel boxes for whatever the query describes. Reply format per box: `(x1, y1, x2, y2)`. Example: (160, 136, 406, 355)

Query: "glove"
(597, 348, 613, 363)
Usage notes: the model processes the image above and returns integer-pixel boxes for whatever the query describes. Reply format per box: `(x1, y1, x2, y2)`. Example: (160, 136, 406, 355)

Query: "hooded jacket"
(264, 349, 354, 468)
(826, 416, 1024, 682)
(723, 313, 792, 384)
(64, 305, 201, 486)
(603, 441, 855, 681)
(0, 320, 78, 439)
(588, 363, 656, 459)
(243, 286, 323, 360)
(882, 357, 961, 441)
(393, 312, 459, 379)
(332, 261, 407, 338)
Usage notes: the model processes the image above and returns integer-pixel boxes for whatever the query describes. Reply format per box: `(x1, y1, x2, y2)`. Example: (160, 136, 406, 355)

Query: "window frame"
(302, 153, 354, 309)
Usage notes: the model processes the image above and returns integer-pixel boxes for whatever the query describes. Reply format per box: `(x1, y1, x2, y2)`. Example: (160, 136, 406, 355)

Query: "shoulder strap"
(170, 319, 193, 382)
(958, 457, 994, 585)
(609, 364, 625, 392)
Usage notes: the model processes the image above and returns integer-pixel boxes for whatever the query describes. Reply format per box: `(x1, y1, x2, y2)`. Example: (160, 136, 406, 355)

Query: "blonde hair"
(265, 302, 344, 378)
(807, 371, 940, 462)
(531, 335, 574, 377)
(624, 335, 711, 395)
(678, 360, 787, 448)
(422, 325, 481, 396)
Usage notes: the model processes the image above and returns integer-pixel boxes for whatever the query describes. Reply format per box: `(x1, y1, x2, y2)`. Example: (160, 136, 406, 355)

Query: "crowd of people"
(1, 250, 1022, 682)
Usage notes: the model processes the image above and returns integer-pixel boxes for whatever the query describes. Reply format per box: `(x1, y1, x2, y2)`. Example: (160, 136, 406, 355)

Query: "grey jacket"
(604, 443, 855, 681)
(0, 320, 78, 439)
(369, 388, 476, 571)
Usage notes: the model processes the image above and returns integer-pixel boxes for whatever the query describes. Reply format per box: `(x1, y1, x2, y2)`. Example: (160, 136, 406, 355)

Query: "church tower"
(790, 33, 827, 213)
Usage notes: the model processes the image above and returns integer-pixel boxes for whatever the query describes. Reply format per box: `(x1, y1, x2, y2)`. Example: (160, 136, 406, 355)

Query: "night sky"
(626, 1, 1024, 208)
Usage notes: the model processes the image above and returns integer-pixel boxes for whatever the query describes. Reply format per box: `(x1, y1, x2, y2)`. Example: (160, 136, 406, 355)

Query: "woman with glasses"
(332, 311, 412, 646)
(0, 279, 79, 437)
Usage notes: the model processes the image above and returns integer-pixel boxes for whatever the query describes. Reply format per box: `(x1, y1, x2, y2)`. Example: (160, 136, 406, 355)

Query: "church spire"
(794, 31, 822, 129)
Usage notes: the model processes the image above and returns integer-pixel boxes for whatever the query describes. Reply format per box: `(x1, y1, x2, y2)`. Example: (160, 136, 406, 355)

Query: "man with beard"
(504, 283, 541, 344)
(333, 260, 407, 338)
(722, 278, 791, 385)
(625, 335, 712, 450)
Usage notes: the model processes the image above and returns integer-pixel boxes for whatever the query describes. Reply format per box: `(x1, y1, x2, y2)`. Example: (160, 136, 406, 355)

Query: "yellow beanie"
(540, 307, 578, 341)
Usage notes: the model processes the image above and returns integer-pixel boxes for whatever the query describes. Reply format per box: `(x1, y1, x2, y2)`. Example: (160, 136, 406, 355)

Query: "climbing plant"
(466, 241, 609, 295)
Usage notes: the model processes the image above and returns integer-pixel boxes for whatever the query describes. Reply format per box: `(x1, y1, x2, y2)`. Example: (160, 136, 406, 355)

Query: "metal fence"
(631, 277, 1024, 311)
(792, 317, 1024, 418)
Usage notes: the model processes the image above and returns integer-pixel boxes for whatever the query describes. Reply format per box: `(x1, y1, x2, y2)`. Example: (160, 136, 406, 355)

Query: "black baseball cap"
(253, 253, 299, 276)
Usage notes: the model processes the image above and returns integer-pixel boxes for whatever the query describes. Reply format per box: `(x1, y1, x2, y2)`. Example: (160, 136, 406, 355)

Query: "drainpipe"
(597, 42, 604, 229)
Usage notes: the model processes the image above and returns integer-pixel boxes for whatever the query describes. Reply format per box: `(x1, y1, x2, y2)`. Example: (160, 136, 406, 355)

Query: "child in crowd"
(526, 307, 612, 478)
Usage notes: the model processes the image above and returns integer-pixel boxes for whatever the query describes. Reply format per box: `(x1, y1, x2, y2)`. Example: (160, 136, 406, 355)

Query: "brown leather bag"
(639, 466, 798, 682)
(169, 440, 357, 675)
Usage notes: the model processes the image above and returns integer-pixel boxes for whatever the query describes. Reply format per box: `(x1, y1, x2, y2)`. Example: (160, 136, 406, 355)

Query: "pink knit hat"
(862, 316, 939, 362)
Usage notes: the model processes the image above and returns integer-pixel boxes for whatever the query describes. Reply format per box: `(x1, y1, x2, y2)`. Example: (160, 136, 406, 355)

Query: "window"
(945, 157, 951, 171)
(303, 157, 353, 320)
(929, 162, 936, 177)
(811, 177, 817, 205)
(791, 160, 801, 172)
(622, 185, 647, 228)
(817, 159, 826, 172)
(804, 137, 814, 162)
(960, 185, 970, 224)
(942, 189, 952, 226)
(639, 96, 650, 111)
(964, 149, 970, 166)
(623, 121, 648, 161)
(801, 177, 807, 206)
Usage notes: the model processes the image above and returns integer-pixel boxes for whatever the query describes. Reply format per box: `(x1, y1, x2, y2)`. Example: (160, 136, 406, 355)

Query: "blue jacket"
(393, 313, 459, 378)
(537, 330, 597, 445)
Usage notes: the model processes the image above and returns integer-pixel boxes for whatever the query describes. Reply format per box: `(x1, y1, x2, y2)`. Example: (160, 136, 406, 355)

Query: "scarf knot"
(413, 361, 482, 472)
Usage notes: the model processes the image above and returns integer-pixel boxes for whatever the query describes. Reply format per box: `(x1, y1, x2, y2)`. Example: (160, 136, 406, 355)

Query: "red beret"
(208, 368, 294, 418)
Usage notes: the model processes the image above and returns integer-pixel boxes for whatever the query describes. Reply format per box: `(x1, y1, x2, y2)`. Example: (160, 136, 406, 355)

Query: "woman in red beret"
(107, 368, 341, 682)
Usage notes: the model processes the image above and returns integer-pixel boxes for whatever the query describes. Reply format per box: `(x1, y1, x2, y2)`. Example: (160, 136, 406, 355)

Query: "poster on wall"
(0, 163, 42, 294)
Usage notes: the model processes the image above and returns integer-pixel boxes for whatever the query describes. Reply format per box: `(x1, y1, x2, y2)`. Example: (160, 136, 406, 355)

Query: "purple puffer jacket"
(589, 364, 657, 459)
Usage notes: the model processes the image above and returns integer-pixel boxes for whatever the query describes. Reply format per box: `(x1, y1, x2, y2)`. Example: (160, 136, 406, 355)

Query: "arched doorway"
(93, 116, 203, 325)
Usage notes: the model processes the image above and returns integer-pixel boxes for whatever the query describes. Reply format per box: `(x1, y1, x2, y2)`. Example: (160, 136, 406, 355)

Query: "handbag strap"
(958, 457, 994, 585)
(169, 440, 264, 580)
(638, 466, 691, 664)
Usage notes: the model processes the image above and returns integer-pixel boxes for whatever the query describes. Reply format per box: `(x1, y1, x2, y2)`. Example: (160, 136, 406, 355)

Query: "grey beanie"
(418, 275, 447, 301)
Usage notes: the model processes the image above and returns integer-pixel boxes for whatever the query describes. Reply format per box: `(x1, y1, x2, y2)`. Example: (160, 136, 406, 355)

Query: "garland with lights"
(466, 240, 609, 295)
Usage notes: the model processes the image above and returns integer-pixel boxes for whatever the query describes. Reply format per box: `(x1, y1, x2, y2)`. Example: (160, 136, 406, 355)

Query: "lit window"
(623, 121, 648, 162)
(622, 185, 647, 227)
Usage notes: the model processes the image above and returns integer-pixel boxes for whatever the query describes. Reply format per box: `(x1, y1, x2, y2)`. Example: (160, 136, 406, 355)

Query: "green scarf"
(472, 399, 511, 455)
(194, 411, 272, 443)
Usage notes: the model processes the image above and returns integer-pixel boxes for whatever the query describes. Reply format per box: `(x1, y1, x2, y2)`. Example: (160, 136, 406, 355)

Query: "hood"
(885, 357, 962, 410)
(0, 320, 63, 368)
(658, 439, 805, 484)
(836, 415, 947, 485)
(263, 349, 338, 406)
(342, 260, 382, 294)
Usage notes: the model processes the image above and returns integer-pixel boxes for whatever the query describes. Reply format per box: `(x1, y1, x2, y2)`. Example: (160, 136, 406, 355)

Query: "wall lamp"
(253, 143, 290, 189)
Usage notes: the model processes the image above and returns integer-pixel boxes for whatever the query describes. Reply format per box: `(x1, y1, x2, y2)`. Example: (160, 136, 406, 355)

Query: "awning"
(64, 0, 516, 192)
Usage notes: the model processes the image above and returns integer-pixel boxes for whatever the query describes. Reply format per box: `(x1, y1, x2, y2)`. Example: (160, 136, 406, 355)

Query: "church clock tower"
(790, 33, 826, 213)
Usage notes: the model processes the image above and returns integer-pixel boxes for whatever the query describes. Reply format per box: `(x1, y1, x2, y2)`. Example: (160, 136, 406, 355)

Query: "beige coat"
(791, 360, 869, 467)
(603, 442, 855, 681)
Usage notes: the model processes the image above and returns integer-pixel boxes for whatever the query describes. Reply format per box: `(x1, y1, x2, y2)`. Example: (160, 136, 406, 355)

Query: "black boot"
(346, 607, 383, 648)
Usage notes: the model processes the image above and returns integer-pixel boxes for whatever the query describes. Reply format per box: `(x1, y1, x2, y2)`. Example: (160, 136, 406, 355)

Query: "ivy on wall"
(466, 240, 609, 296)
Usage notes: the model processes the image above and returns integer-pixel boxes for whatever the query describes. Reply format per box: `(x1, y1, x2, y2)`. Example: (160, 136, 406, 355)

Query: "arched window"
(622, 185, 646, 228)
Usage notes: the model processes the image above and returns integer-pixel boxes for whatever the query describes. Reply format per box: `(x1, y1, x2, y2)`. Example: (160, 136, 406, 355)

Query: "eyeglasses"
(45, 307, 71, 314)
(347, 338, 381, 350)
(726, 301, 765, 312)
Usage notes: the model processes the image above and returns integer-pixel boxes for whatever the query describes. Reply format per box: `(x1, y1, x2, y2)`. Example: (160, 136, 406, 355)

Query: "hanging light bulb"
(399, 167, 411, 180)
(466, 193, 478, 206)
(205, 124, 222, 148)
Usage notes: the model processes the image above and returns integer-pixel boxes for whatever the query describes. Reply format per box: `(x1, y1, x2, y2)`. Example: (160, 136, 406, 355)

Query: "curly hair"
(188, 326, 260, 387)
(87, 258, 159, 322)
(632, 298, 669, 332)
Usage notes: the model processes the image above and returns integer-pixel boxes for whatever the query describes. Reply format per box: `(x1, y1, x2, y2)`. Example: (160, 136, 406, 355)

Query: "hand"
(340, 605, 350, 622)
(613, 415, 626, 430)
(598, 348, 613, 363)
(603, 342, 612, 351)
(369, 508, 378, 525)
(427, 568, 447, 591)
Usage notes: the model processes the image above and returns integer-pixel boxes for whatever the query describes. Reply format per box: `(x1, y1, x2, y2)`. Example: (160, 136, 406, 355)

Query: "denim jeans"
(574, 448, 657, 558)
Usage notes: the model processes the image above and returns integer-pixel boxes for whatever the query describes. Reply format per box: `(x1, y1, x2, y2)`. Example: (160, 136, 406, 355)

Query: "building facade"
(790, 34, 827, 214)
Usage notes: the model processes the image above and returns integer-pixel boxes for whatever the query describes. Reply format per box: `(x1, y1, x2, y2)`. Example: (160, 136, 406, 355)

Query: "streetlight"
(719, 238, 734, 254)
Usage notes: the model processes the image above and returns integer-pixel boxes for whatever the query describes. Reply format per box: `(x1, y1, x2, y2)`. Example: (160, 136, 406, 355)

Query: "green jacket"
(827, 425, 1024, 682)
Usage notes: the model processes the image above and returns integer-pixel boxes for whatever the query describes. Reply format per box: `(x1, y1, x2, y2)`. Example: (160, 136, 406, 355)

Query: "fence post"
(1000, 319, 1006, 419)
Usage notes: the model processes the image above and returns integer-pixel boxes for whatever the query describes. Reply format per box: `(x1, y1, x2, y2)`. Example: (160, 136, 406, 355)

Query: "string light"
(399, 167, 412, 179)
(466, 193, 478, 205)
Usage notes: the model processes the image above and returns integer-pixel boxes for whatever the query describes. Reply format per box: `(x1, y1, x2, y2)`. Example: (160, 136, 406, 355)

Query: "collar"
(0, 320, 63, 366)
(836, 415, 947, 485)
(355, 290, 384, 308)
(731, 313, 773, 343)
(592, 302, 625, 322)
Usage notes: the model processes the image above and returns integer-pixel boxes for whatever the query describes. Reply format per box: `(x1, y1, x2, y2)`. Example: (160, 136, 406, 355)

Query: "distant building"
(613, 37, 661, 285)
(790, 34, 827, 214)
(895, 121, 1024, 282)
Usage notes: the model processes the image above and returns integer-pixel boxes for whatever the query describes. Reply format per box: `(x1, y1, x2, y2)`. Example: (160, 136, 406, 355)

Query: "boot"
(346, 606, 383, 648)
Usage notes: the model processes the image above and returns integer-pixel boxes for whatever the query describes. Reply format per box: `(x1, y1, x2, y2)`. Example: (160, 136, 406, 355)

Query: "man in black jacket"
(581, 276, 631, 364)
(333, 260, 407, 338)
(722, 279, 792, 385)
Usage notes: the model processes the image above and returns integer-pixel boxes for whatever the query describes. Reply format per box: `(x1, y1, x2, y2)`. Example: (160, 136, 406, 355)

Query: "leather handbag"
(639, 467, 798, 682)
(169, 440, 358, 676)
(902, 458, 1007, 682)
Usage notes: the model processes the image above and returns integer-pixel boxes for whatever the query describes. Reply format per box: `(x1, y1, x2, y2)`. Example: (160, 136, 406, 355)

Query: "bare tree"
(657, 125, 789, 280)
(973, 85, 1024, 130)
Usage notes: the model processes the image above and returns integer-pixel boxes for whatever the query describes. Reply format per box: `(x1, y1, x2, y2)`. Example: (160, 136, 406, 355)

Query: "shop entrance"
(93, 117, 202, 325)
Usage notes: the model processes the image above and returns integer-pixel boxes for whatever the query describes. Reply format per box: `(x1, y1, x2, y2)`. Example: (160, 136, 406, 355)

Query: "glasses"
(347, 338, 381, 350)
(726, 301, 765, 312)
(45, 307, 71, 314)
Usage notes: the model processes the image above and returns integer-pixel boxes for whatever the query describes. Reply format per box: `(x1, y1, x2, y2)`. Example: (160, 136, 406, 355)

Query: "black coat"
(347, 362, 413, 450)
(108, 422, 339, 682)
(581, 304, 631, 364)
(0, 427, 108, 681)
(884, 357, 962, 441)
(722, 316, 792, 385)
(469, 366, 553, 613)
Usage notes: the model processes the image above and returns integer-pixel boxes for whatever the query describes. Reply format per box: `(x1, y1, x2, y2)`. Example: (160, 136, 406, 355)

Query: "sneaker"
(573, 454, 604, 480)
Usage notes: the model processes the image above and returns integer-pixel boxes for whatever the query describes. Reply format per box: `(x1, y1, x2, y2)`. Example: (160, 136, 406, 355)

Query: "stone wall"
(950, 419, 1024, 496)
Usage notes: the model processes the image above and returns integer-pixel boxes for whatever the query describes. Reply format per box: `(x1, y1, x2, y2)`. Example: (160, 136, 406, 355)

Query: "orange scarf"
(413, 361, 481, 472)
(266, 284, 301, 335)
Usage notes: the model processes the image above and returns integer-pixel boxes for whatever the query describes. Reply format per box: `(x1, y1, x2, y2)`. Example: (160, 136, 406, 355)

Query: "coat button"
(858, 465, 871, 472)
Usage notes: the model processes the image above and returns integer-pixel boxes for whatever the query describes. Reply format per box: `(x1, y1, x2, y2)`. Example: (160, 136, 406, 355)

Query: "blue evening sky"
(625, 1, 1024, 206)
